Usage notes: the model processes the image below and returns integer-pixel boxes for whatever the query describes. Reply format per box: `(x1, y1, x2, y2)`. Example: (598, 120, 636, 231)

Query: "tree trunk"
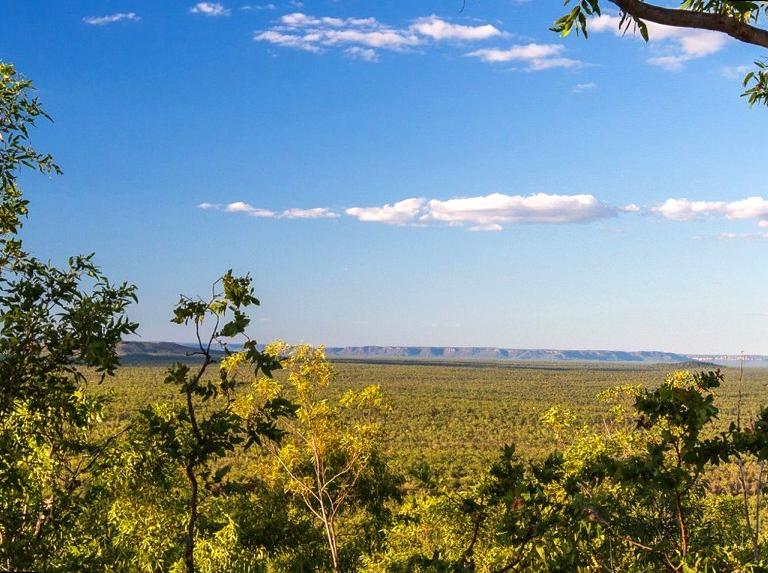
(325, 515, 339, 572)
(185, 463, 198, 573)
(675, 493, 688, 559)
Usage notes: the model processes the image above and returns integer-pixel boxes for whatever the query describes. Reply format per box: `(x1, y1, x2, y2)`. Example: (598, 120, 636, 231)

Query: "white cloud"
(425, 193, 616, 225)
(527, 57, 582, 71)
(345, 47, 379, 62)
(573, 81, 596, 93)
(199, 202, 339, 220)
(241, 4, 276, 11)
(346, 193, 618, 230)
(654, 198, 724, 221)
(644, 56, 688, 71)
(203, 193, 632, 232)
(717, 231, 768, 240)
(621, 203, 640, 212)
(466, 43, 581, 70)
(83, 12, 140, 25)
(654, 197, 768, 222)
(254, 13, 420, 54)
(410, 15, 502, 41)
(224, 201, 275, 217)
(721, 64, 752, 79)
(589, 14, 727, 70)
(190, 2, 230, 16)
(345, 198, 426, 225)
(469, 223, 503, 232)
(254, 30, 321, 52)
(255, 13, 505, 61)
(467, 43, 562, 62)
(281, 207, 339, 219)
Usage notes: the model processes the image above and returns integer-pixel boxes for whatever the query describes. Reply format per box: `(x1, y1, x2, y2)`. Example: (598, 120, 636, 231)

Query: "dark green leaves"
(151, 272, 295, 550)
(550, 0, 601, 37)
(0, 63, 61, 242)
(218, 310, 249, 338)
(222, 270, 259, 308)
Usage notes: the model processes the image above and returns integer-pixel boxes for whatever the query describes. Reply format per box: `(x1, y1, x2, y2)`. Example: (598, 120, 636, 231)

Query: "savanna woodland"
(6, 0, 768, 571)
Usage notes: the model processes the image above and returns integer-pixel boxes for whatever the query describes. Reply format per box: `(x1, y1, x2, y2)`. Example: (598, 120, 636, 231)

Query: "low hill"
(117, 341, 216, 364)
(117, 342, 697, 365)
(119, 341, 197, 356)
(322, 346, 693, 363)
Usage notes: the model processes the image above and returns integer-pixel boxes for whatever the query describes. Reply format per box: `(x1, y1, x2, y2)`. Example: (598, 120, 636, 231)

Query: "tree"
(268, 344, 398, 572)
(551, 0, 768, 106)
(0, 62, 138, 570)
(513, 370, 768, 571)
(140, 272, 295, 573)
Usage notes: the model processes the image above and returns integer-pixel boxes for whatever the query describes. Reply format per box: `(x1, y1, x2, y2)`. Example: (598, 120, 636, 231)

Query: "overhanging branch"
(610, 0, 768, 48)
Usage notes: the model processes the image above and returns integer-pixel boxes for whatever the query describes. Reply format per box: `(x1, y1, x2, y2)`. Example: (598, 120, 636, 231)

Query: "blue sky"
(3, 0, 768, 353)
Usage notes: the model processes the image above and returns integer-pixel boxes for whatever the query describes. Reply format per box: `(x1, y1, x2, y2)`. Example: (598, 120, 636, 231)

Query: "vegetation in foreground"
(5, 61, 768, 573)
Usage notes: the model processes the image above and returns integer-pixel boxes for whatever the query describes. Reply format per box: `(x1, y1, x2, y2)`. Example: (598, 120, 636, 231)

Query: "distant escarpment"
(322, 346, 693, 363)
(116, 342, 723, 365)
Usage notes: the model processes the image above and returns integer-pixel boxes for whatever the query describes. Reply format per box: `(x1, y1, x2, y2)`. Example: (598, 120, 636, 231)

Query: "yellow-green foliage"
(267, 344, 394, 571)
(96, 361, 768, 485)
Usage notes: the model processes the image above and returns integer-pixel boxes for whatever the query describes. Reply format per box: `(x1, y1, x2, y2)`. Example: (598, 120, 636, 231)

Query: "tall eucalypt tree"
(552, 0, 768, 106)
(0, 62, 138, 570)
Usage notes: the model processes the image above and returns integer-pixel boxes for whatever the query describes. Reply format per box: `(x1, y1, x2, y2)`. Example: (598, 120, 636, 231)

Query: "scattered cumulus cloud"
(469, 223, 503, 232)
(83, 12, 140, 25)
(345, 198, 426, 225)
(653, 197, 768, 226)
(466, 43, 581, 70)
(202, 195, 768, 234)
(202, 193, 634, 232)
(717, 232, 768, 240)
(197, 192, 768, 244)
(224, 201, 275, 217)
(190, 2, 230, 16)
(573, 81, 596, 93)
(409, 16, 502, 41)
(721, 64, 752, 79)
(255, 13, 516, 63)
(281, 207, 340, 219)
(346, 193, 618, 230)
(345, 46, 379, 62)
(241, 3, 276, 11)
(199, 202, 339, 219)
(254, 13, 420, 54)
(425, 193, 617, 226)
(589, 14, 727, 70)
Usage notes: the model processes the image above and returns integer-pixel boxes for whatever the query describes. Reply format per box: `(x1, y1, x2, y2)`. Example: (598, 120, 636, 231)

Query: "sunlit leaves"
(551, 0, 601, 37)
(743, 60, 768, 106)
(270, 345, 398, 570)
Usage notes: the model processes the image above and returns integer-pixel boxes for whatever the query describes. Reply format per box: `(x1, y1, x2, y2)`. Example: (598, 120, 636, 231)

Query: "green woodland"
(6, 10, 768, 566)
